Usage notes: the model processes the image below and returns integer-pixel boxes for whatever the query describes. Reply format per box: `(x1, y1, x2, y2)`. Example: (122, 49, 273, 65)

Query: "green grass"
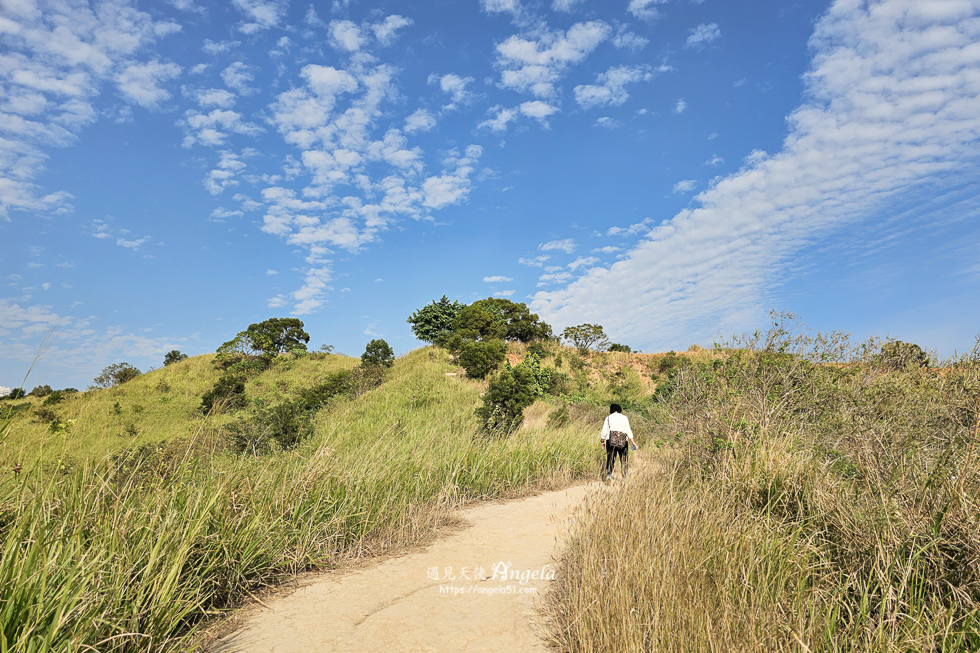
(0, 346, 602, 652)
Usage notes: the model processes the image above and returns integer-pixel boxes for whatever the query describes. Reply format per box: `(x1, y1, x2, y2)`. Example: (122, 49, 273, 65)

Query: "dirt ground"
(210, 481, 601, 652)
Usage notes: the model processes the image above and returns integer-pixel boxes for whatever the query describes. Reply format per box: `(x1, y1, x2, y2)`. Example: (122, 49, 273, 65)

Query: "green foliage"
(215, 331, 273, 369)
(471, 297, 553, 342)
(476, 365, 538, 435)
(42, 390, 72, 406)
(451, 304, 508, 341)
(562, 324, 609, 352)
(247, 317, 310, 354)
(163, 350, 188, 366)
(361, 338, 395, 368)
(29, 384, 53, 397)
(32, 406, 60, 425)
(200, 374, 247, 414)
(5, 388, 26, 399)
(607, 343, 632, 353)
(458, 339, 507, 379)
(407, 295, 465, 343)
(877, 339, 930, 369)
(513, 352, 558, 397)
(91, 362, 142, 390)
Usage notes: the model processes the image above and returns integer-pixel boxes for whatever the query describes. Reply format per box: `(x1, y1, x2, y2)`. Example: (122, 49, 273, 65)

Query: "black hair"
(609, 403, 622, 414)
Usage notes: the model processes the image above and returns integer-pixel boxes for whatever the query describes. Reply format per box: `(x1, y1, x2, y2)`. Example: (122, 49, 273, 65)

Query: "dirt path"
(211, 481, 601, 653)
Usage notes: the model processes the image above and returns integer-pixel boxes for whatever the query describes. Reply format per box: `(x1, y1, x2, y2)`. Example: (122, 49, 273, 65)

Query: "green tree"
(407, 296, 465, 343)
(163, 350, 188, 366)
(91, 363, 142, 389)
(246, 318, 310, 354)
(562, 324, 609, 352)
(29, 385, 53, 397)
(877, 340, 930, 369)
(6, 388, 26, 399)
(361, 339, 395, 368)
(475, 365, 537, 434)
(451, 304, 508, 341)
(459, 339, 507, 379)
(607, 343, 632, 353)
(472, 298, 553, 342)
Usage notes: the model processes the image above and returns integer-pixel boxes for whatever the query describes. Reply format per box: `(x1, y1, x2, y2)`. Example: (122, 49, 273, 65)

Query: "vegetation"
(164, 350, 189, 366)
(0, 343, 600, 652)
(406, 295, 465, 343)
(91, 362, 142, 389)
(547, 314, 980, 652)
(562, 323, 609, 352)
(458, 339, 507, 379)
(361, 338, 395, 369)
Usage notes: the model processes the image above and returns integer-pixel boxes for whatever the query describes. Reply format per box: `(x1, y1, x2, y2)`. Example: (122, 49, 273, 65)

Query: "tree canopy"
(246, 318, 310, 354)
(562, 324, 609, 352)
(407, 296, 465, 343)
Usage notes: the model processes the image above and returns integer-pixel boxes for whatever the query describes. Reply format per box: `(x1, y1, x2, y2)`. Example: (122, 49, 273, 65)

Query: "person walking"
(601, 403, 637, 482)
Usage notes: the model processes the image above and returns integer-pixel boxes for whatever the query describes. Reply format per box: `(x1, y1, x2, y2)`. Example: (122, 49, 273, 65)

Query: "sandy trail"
(211, 481, 601, 653)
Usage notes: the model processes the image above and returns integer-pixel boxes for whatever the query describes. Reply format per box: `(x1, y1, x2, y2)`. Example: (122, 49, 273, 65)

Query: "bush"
(407, 295, 465, 343)
(163, 350, 188, 366)
(475, 366, 537, 435)
(201, 374, 247, 414)
(29, 385, 53, 398)
(607, 343, 632, 353)
(459, 339, 507, 379)
(5, 388, 26, 399)
(91, 363, 141, 389)
(361, 339, 395, 368)
(877, 340, 929, 369)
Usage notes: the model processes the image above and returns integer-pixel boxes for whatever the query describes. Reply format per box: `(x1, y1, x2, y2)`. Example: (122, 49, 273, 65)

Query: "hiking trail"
(210, 480, 606, 652)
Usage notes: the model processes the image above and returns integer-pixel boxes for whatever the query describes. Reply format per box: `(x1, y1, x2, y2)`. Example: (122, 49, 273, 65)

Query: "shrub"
(407, 295, 465, 343)
(163, 350, 188, 366)
(361, 339, 395, 368)
(607, 343, 632, 353)
(475, 366, 537, 435)
(201, 374, 247, 414)
(29, 385, 53, 397)
(91, 363, 141, 389)
(32, 407, 59, 425)
(43, 391, 69, 406)
(459, 339, 507, 379)
(5, 388, 26, 399)
(877, 340, 929, 369)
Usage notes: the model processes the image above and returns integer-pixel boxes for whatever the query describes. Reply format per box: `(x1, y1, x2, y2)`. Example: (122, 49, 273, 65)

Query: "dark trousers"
(605, 441, 628, 477)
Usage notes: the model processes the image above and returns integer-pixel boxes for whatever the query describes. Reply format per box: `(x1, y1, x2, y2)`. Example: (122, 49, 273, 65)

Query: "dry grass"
(547, 316, 980, 652)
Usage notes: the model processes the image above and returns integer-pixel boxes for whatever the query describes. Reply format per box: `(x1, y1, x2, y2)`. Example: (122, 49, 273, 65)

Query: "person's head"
(609, 403, 622, 414)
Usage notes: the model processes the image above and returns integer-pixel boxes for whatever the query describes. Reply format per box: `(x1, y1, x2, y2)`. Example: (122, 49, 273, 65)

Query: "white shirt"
(600, 412, 634, 441)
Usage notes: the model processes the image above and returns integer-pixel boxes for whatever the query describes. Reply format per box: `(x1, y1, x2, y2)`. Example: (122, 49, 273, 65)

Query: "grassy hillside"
(0, 344, 615, 652)
(546, 327, 980, 652)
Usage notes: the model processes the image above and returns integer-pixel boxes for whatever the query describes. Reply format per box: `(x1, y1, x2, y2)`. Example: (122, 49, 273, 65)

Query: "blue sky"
(2, 0, 979, 391)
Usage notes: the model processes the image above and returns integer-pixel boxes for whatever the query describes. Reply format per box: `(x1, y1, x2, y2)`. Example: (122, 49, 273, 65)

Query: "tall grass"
(0, 347, 599, 652)
(547, 315, 980, 652)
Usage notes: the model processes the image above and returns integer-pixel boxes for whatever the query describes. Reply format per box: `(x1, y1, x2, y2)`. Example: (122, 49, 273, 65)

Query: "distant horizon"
(3, 0, 979, 390)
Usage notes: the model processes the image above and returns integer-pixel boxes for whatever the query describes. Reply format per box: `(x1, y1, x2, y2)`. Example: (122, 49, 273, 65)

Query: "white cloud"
(627, 0, 668, 20)
(422, 145, 483, 209)
(568, 256, 598, 271)
(674, 98, 687, 114)
(484, 275, 514, 282)
(612, 28, 649, 51)
(231, 0, 287, 33)
(672, 179, 697, 194)
(203, 40, 240, 55)
(520, 100, 558, 124)
(537, 271, 572, 286)
(204, 150, 248, 195)
(482, 0, 522, 15)
(574, 65, 651, 109)
(429, 73, 475, 109)
(494, 289, 516, 297)
(0, 0, 179, 220)
(371, 15, 413, 46)
(192, 87, 236, 108)
(704, 153, 724, 166)
(539, 238, 576, 253)
(495, 21, 612, 98)
(404, 108, 437, 133)
(519, 255, 550, 267)
(594, 116, 622, 128)
(115, 60, 181, 108)
(479, 106, 519, 132)
(592, 245, 620, 254)
(606, 218, 653, 237)
(221, 62, 257, 95)
(686, 23, 721, 49)
(179, 108, 262, 147)
(329, 20, 366, 52)
(533, 0, 980, 350)
(90, 220, 152, 250)
(552, 0, 586, 11)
